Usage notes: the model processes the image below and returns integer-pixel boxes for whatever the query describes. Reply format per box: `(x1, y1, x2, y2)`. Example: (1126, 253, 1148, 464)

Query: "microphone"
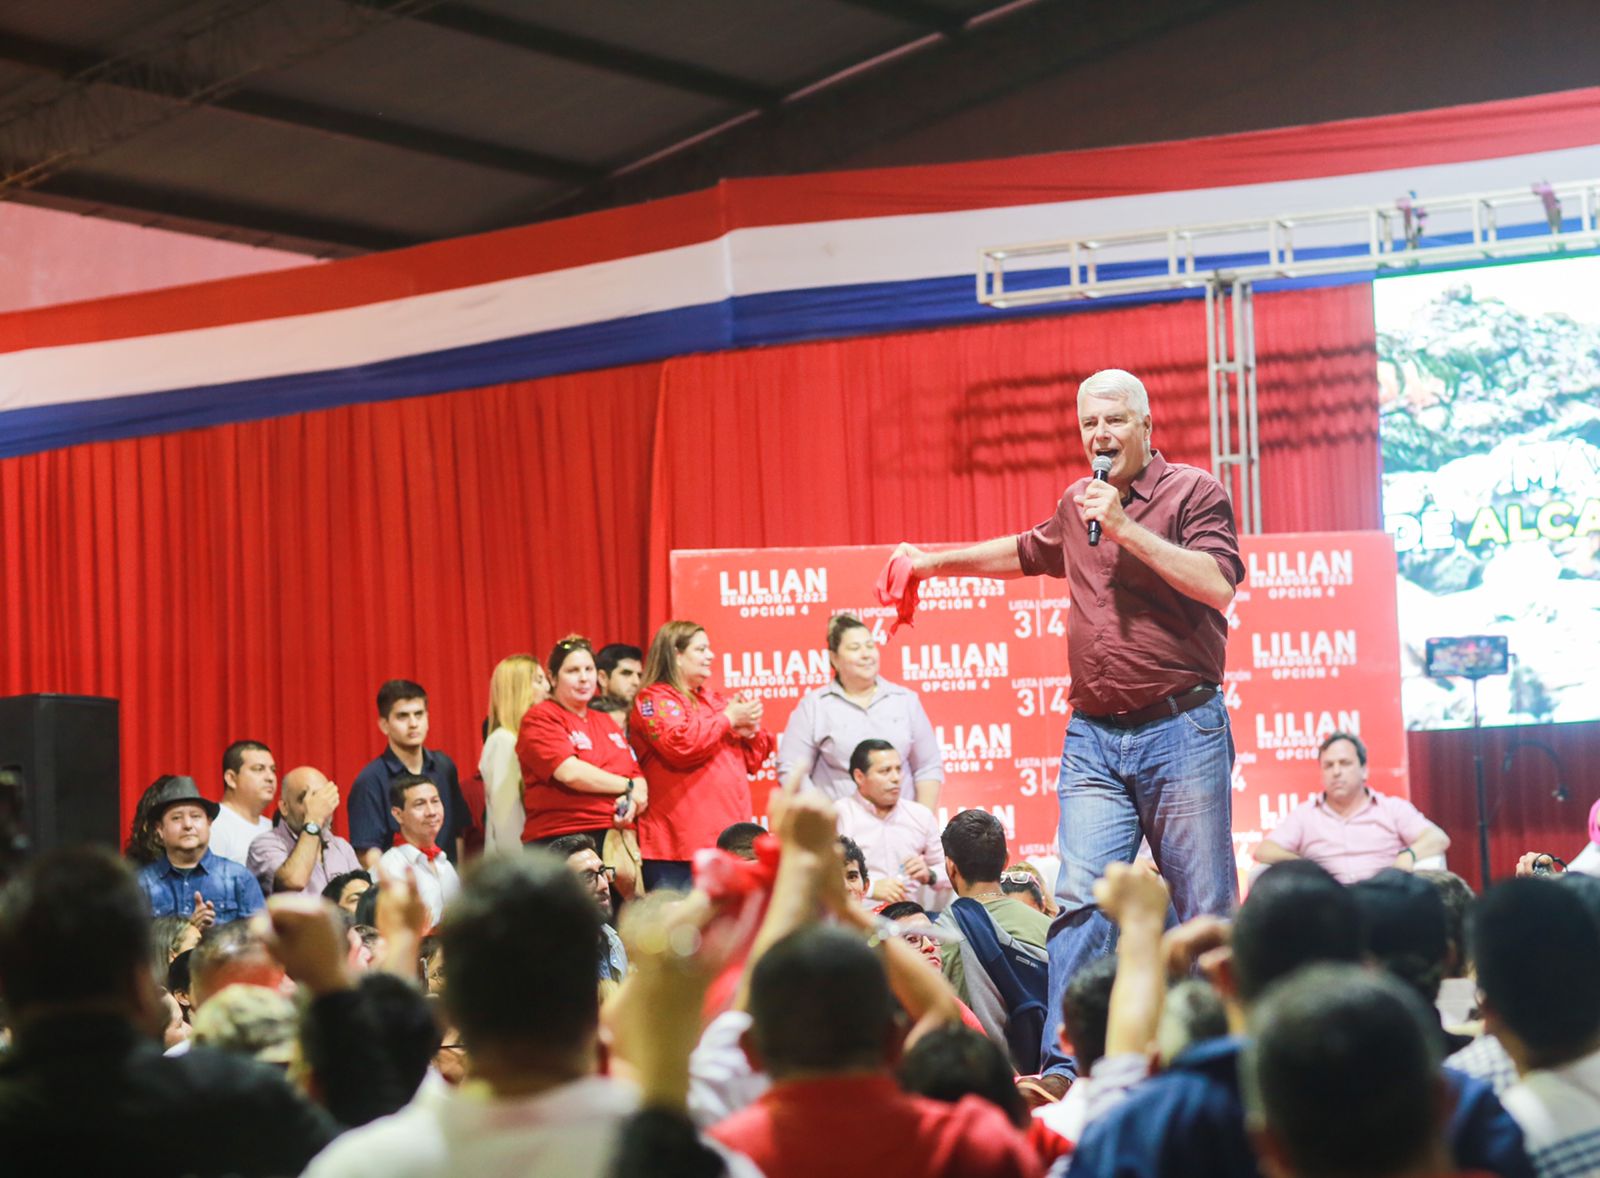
(1087, 454, 1113, 547)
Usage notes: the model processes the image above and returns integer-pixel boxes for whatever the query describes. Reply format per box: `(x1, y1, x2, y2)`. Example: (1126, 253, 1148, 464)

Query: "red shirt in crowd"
(629, 683, 774, 862)
(517, 699, 639, 841)
(710, 1074, 1042, 1178)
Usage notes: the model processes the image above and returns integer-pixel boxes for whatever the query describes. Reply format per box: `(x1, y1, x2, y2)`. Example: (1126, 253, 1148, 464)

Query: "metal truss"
(977, 178, 1600, 531)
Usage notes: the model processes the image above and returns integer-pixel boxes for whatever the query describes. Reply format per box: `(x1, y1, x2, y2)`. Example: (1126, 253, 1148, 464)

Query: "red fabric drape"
(1, 364, 661, 836)
(1408, 723, 1600, 890)
(1256, 283, 1383, 533)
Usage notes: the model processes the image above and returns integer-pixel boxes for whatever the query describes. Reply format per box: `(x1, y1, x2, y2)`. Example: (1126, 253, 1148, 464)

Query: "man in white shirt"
(304, 852, 756, 1178)
(378, 774, 460, 928)
(834, 740, 950, 911)
(1475, 876, 1600, 1178)
(209, 740, 277, 864)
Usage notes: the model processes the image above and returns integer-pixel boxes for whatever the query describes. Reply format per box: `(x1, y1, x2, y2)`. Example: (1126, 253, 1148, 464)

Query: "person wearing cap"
(1256, 732, 1449, 884)
(191, 973, 300, 1067)
(135, 775, 266, 925)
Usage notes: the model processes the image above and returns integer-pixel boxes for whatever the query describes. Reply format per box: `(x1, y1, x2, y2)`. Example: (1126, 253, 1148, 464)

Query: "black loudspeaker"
(0, 694, 121, 855)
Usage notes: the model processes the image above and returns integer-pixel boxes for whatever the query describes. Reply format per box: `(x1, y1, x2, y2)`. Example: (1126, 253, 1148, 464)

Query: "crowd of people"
(2, 620, 1598, 1178)
(5, 747, 1600, 1178)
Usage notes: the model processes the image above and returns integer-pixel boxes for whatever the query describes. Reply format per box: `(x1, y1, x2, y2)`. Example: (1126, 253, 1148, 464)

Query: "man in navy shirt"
(1070, 861, 1533, 1178)
(135, 775, 265, 926)
(348, 679, 469, 870)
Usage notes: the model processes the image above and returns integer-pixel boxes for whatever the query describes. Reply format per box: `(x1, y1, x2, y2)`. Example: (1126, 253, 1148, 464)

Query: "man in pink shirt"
(1255, 732, 1449, 884)
(834, 740, 951, 910)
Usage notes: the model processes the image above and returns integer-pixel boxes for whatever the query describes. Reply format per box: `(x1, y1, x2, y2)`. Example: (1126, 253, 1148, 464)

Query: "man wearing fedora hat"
(135, 775, 265, 926)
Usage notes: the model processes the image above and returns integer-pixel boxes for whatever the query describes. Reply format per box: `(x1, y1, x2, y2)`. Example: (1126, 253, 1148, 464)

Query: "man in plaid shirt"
(1475, 878, 1600, 1178)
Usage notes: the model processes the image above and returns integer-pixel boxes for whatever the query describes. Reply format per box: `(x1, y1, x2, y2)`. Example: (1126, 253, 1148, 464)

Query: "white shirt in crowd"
(304, 1074, 761, 1178)
(1568, 843, 1600, 876)
(687, 1010, 769, 1129)
(479, 726, 524, 855)
(379, 843, 461, 927)
(208, 804, 272, 866)
(1501, 1046, 1600, 1178)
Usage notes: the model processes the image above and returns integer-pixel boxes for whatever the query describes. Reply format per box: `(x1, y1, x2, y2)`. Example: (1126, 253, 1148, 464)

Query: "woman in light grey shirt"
(778, 614, 945, 806)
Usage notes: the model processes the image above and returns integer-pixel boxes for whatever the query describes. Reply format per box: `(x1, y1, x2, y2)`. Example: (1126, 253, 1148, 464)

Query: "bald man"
(246, 767, 364, 897)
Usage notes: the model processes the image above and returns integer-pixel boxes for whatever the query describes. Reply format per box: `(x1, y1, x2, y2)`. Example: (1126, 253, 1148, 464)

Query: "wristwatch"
(303, 821, 322, 837)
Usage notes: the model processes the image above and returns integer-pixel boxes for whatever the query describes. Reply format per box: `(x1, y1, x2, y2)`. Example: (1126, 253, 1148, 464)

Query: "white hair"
(1077, 369, 1150, 417)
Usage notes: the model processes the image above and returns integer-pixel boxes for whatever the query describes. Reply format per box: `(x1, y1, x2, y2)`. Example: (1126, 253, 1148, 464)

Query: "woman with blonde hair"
(479, 654, 549, 853)
(629, 620, 773, 891)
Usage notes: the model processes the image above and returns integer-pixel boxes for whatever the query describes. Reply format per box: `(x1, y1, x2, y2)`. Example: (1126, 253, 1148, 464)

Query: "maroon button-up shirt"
(1016, 452, 1244, 716)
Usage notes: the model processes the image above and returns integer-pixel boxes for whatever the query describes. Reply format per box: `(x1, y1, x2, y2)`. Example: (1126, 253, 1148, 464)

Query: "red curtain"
(1255, 283, 1384, 533)
(0, 364, 662, 837)
(1408, 723, 1600, 889)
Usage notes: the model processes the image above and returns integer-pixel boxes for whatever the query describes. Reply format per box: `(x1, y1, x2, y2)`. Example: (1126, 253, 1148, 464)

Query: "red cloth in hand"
(695, 834, 781, 1021)
(875, 553, 921, 637)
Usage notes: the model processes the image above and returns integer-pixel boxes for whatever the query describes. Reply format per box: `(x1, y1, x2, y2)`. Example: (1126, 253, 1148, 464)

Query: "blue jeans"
(1039, 693, 1238, 1076)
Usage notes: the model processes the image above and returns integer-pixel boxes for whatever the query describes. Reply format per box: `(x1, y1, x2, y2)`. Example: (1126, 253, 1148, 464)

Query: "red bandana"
(874, 552, 921, 638)
(416, 843, 442, 861)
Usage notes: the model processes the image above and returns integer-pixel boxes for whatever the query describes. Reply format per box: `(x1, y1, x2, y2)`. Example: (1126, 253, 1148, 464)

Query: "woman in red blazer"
(630, 620, 774, 891)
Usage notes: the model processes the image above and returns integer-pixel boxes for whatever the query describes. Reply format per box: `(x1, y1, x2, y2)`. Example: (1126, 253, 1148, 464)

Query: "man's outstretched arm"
(892, 538, 1025, 580)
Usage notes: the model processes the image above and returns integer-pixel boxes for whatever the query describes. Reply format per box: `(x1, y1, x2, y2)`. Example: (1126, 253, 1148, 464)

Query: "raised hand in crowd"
(253, 893, 353, 996)
(616, 890, 745, 1113)
(730, 789, 839, 1011)
(374, 865, 430, 979)
(1161, 912, 1232, 982)
(820, 833, 963, 1051)
(1093, 862, 1171, 1059)
(607, 891, 739, 1178)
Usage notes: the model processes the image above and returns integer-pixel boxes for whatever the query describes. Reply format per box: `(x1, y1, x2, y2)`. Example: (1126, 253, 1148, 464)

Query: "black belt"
(1084, 682, 1218, 729)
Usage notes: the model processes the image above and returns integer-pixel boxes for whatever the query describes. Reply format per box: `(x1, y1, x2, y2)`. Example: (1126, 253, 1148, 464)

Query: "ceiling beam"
(831, 0, 968, 33)
(27, 173, 421, 255)
(216, 91, 599, 184)
(357, 1, 782, 107)
(0, 30, 600, 184)
(526, 0, 1247, 226)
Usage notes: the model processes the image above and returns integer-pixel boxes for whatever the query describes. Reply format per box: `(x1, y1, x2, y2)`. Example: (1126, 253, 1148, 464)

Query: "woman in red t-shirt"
(630, 620, 774, 891)
(518, 635, 647, 848)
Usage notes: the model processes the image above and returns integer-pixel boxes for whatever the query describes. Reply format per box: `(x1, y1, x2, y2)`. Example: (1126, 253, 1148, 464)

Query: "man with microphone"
(892, 368, 1244, 1092)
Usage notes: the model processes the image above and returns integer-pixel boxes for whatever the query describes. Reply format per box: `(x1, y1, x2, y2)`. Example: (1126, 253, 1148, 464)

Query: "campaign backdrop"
(671, 532, 1406, 874)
